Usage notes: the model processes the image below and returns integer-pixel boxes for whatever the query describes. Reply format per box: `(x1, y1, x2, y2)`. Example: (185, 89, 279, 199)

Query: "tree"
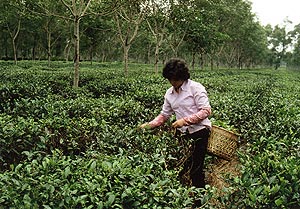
(1, 0, 27, 64)
(60, 0, 93, 87)
(113, 0, 149, 75)
(183, 0, 229, 70)
(200, 0, 270, 69)
(31, 2, 66, 65)
(267, 21, 293, 69)
(0, 0, 275, 70)
(28, 0, 104, 87)
(165, 1, 187, 58)
(81, 4, 120, 63)
(287, 23, 300, 68)
(241, 22, 269, 68)
(145, 0, 169, 73)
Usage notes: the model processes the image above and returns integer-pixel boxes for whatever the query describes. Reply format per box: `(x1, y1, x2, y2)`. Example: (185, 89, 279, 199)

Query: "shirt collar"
(171, 79, 189, 94)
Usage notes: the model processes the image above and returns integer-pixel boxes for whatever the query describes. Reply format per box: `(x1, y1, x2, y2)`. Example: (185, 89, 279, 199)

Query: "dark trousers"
(179, 128, 210, 188)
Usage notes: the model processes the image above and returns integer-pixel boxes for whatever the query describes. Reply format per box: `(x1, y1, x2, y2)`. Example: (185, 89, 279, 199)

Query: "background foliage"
(0, 0, 300, 70)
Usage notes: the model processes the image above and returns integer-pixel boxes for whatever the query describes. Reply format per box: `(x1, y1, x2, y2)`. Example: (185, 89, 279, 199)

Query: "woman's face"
(168, 79, 184, 89)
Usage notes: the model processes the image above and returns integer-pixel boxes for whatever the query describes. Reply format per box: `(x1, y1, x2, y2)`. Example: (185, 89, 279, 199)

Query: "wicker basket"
(207, 125, 239, 161)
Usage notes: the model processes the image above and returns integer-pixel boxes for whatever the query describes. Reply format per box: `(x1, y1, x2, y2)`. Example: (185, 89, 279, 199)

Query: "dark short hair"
(162, 58, 190, 81)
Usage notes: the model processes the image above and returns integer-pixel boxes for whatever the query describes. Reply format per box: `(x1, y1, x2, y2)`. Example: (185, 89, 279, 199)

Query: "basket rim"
(211, 125, 240, 136)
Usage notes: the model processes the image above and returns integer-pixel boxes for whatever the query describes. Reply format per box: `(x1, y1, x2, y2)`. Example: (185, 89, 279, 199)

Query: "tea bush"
(0, 61, 299, 208)
(0, 150, 200, 208)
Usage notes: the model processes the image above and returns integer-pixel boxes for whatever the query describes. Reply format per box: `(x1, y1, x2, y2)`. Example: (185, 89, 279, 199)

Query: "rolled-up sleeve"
(183, 86, 211, 125)
(183, 107, 211, 125)
(149, 92, 173, 128)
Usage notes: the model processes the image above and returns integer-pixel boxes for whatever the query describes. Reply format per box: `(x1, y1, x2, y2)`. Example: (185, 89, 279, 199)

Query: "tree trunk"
(73, 17, 80, 88)
(89, 45, 93, 64)
(210, 54, 214, 70)
(154, 33, 164, 74)
(154, 44, 159, 74)
(147, 44, 151, 64)
(32, 38, 36, 61)
(12, 39, 17, 65)
(123, 44, 130, 76)
(64, 39, 71, 62)
(10, 20, 21, 65)
(5, 47, 8, 60)
(199, 53, 204, 70)
(191, 52, 196, 71)
(101, 52, 106, 62)
(47, 31, 52, 66)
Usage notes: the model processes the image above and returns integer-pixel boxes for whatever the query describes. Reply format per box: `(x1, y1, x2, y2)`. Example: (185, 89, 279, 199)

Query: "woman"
(140, 58, 211, 188)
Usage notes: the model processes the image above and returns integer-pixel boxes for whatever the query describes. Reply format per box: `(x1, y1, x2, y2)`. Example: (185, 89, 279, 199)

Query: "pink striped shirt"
(149, 79, 211, 134)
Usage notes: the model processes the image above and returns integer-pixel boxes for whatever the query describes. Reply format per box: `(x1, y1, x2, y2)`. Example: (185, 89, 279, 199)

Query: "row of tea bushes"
(0, 95, 151, 169)
(0, 149, 204, 208)
(202, 70, 300, 208)
(0, 61, 299, 208)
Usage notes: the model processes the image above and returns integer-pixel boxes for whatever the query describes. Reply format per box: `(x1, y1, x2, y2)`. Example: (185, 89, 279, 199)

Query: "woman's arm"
(148, 114, 168, 128)
(183, 85, 211, 125)
(183, 107, 211, 125)
(140, 91, 172, 129)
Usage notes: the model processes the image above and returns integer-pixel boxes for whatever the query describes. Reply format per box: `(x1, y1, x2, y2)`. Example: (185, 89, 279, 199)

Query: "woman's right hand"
(139, 123, 151, 129)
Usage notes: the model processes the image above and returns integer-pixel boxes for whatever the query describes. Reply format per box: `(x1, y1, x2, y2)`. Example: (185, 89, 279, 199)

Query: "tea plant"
(0, 61, 299, 208)
(0, 149, 202, 208)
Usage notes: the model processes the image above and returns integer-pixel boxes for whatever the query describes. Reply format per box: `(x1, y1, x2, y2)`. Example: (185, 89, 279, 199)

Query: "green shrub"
(0, 150, 203, 208)
(0, 62, 299, 208)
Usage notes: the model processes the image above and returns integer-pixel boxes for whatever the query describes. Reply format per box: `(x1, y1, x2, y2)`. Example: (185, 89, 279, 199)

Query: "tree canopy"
(1, 0, 300, 82)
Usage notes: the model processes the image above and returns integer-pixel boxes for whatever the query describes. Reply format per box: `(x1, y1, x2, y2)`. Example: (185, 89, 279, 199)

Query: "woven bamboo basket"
(207, 125, 239, 161)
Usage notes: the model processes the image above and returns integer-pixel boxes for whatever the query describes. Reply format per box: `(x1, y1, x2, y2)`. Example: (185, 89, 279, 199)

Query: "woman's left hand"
(172, 119, 186, 128)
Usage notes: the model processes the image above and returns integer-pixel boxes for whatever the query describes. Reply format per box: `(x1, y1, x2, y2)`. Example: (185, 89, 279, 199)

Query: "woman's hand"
(172, 119, 186, 128)
(139, 123, 151, 129)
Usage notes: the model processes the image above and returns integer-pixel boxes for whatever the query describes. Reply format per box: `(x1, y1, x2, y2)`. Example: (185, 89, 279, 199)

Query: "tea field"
(0, 61, 299, 208)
